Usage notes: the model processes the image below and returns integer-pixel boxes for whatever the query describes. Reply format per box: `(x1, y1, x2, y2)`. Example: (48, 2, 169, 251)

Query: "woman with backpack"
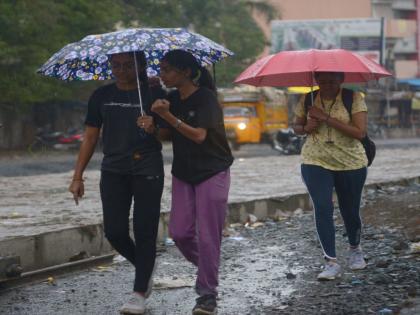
(293, 71, 369, 280)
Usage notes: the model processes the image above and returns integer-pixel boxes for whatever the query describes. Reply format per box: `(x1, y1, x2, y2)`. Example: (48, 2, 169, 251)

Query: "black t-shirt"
(166, 87, 234, 184)
(85, 83, 166, 176)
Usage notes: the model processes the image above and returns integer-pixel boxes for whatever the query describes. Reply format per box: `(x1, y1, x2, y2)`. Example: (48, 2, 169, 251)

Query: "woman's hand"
(69, 179, 84, 205)
(305, 117, 321, 134)
(308, 106, 328, 122)
(137, 115, 155, 134)
(151, 99, 170, 117)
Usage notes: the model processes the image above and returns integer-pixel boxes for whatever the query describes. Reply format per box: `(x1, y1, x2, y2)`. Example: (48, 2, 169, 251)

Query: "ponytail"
(197, 66, 216, 92)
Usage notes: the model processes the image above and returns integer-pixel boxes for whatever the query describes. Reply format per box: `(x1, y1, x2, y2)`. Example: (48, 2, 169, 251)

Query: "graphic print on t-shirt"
(104, 102, 142, 108)
(85, 83, 165, 176)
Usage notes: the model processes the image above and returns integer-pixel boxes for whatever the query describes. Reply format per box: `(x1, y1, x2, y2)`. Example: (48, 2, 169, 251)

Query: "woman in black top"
(69, 52, 164, 315)
(139, 49, 233, 315)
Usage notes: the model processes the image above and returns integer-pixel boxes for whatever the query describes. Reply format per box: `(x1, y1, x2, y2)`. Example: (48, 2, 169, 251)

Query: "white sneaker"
(348, 247, 367, 270)
(120, 293, 146, 314)
(317, 262, 342, 280)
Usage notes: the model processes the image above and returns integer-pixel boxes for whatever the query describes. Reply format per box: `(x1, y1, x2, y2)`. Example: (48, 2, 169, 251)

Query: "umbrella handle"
(310, 72, 315, 107)
(133, 52, 144, 116)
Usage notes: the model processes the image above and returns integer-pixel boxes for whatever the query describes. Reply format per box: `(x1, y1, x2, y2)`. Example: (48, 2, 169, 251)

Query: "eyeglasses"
(110, 62, 136, 71)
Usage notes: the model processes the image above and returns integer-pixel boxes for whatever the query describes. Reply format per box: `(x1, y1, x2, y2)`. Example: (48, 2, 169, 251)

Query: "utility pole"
(417, 0, 420, 76)
(380, 16, 391, 128)
(379, 17, 385, 66)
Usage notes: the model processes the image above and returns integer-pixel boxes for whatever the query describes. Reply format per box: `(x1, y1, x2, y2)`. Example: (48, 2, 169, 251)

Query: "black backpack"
(304, 88, 376, 167)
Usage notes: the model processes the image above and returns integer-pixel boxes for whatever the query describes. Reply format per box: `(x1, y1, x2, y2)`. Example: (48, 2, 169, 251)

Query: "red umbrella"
(234, 49, 392, 87)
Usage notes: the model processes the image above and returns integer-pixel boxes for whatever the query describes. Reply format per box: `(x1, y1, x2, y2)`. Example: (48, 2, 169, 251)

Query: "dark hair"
(314, 71, 345, 82)
(162, 49, 216, 92)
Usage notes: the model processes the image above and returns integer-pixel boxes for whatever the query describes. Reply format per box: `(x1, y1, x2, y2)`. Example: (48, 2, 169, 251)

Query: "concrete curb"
(1, 175, 419, 276)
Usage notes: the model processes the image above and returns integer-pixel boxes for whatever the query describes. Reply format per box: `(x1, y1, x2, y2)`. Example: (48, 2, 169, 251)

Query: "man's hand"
(69, 180, 84, 205)
(137, 115, 155, 134)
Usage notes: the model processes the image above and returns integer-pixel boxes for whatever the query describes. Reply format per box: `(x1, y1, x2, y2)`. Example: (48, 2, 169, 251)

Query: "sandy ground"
(1, 145, 420, 240)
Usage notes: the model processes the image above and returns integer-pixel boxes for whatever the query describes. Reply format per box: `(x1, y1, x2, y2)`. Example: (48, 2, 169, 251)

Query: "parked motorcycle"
(367, 121, 386, 139)
(272, 128, 305, 155)
(54, 132, 83, 150)
(29, 128, 83, 152)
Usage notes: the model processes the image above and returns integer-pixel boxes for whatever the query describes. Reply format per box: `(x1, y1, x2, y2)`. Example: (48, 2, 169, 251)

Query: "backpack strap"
(341, 88, 354, 118)
(304, 89, 319, 115)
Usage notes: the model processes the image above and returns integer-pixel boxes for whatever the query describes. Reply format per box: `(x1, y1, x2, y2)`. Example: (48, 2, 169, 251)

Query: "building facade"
(256, 0, 420, 79)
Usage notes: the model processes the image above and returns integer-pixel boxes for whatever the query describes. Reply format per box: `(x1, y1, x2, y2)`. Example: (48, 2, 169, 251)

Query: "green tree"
(126, 0, 273, 85)
(0, 0, 275, 112)
(0, 0, 125, 112)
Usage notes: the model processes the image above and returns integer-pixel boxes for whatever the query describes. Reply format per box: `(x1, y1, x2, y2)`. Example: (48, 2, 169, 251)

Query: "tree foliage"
(0, 0, 272, 111)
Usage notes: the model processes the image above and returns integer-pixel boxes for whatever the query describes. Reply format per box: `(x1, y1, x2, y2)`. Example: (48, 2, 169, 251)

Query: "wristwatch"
(174, 119, 183, 129)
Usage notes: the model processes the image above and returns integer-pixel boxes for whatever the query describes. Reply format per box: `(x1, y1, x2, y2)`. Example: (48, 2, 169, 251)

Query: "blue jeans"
(301, 164, 367, 259)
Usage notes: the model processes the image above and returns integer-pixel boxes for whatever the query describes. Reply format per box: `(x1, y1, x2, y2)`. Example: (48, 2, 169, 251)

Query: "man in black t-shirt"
(85, 82, 164, 175)
(69, 52, 164, 315)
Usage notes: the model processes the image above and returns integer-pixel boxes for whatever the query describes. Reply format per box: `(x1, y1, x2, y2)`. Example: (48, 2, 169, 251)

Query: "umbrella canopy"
(234, 49, 392, 87)
(38, 27, 233, 81)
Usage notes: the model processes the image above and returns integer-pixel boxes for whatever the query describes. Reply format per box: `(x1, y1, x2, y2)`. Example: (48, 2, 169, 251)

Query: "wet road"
(1, 141, 420, 240)
(1, 138, 420, 177)
(0, 183, 419, 315)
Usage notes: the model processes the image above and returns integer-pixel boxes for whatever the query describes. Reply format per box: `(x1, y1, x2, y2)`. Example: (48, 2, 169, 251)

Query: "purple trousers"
(169, 170, 230, 296)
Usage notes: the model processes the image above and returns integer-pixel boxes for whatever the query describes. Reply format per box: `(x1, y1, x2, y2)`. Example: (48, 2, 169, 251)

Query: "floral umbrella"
(38, 27, 233, 81)
(38, 27, 233, 114)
